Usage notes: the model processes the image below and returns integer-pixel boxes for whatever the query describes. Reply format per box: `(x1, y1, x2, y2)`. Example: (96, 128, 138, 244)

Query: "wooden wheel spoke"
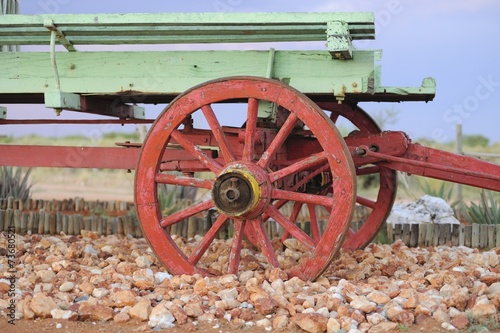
(250, 219, 279, 268)
(268, 164, 330, 219)
(268, 205, 316, 251)
(258, 113, 298, 168)
(188, 214, 229, 265)
(269, 152, 327, 182)
(307, 204, 321, 242)
(280, 201, 302, 241)
(330, 111, 340, 123)
(228, 219, 245, 274)
(243, 98, 259, 161)
(347, 228, 356, 239)
(160, 199, 213, 228)
(272, 188, 333, 209)
(289, 201, 303, 225)
(171, 130, 222, 173)
(201, 104, 236, 163)
(155, 173, 213, 189)
(356, 195, 376, 209)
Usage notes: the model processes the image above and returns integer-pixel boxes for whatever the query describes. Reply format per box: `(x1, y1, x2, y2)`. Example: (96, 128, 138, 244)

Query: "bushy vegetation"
(462, 134, 489, 147)
(157, 181, 198, 216)
(158, 184, 185, 215)
(0, 166, 33, 201)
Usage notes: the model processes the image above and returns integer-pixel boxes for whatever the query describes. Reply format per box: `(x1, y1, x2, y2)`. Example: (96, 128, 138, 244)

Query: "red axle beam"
(2, 129, 499, 194)
(362, 144, 500, 192)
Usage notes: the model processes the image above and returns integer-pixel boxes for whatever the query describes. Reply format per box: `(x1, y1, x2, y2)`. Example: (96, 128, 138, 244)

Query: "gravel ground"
(1, 232, 500, 333)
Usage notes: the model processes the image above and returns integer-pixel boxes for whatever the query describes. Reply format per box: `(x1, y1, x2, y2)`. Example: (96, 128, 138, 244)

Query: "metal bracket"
(257, 100, 277, 120)
(258, 48, 277, 119)
(44, 91, 81, 110)
(44, 91, 145, 119)
(265, 48, 275, 79)
(0, 106, 6, 119)
(326, 21, 353, 60)
(43, 19, 77, 115)
(43, 19, 77, 52)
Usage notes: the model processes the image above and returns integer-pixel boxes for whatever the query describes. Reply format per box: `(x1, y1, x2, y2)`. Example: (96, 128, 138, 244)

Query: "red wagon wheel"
(135, 76, 356, 280)
(318, 102, 397, 250)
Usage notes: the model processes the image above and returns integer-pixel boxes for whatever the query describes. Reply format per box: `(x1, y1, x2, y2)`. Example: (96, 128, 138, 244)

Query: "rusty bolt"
(353, 147, 367, 156)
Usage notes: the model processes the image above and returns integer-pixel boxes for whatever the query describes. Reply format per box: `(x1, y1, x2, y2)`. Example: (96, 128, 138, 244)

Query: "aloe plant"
(157, 183, 194, 215)
(0, 166, 33, 201)
(464, 190, 500, 225)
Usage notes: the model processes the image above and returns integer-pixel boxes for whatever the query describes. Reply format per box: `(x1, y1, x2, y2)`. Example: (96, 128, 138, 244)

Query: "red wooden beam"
(366, 144, 500, 192)
(0, 145, 139, 169)
(0, 144, 214, 170)
(0, 119, 154, 125)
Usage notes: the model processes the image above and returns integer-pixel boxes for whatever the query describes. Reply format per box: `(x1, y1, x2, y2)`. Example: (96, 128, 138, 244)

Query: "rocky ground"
(2, 232, 500, 333)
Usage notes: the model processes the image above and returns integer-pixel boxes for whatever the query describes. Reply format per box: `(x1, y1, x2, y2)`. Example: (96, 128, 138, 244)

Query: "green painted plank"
(0, 34, 351, 45)
(0, 12, 374, 26)
(0, 50, 374, 96)
(0, 24, 374, 36)
(0, 49, 435, 103)
(0, 12, 374, 46)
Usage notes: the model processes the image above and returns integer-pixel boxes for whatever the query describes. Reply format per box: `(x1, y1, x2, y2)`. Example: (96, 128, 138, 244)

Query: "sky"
(2, 0, 500, 144)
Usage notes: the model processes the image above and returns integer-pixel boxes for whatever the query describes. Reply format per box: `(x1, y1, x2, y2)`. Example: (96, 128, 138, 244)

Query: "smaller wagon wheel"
(135, 76, 356, 280)
(317, 102, 397, 250)
(278, 103, 397, 250)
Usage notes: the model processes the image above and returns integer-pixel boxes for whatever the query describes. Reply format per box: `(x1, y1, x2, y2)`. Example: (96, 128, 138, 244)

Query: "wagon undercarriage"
(1, 12, 498, 280)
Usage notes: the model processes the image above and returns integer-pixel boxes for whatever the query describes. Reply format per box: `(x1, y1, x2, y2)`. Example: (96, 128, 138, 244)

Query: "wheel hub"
(212, 164, 270, 218)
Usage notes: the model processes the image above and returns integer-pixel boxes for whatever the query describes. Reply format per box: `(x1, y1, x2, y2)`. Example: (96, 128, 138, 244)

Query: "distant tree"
(371, 107, 400, 130)
(462, 134, 489, 147)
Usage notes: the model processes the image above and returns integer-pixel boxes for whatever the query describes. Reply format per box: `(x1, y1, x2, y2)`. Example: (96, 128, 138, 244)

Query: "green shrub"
(0, 166, 33, 202)
(464, 190, 500, 225)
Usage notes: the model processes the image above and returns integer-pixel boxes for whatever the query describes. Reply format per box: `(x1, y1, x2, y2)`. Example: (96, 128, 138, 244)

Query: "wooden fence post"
(62, 214, 69, 234)
(75, 215, 83, 235)
(68, 215, 75, 235)
(386, 224, 393, 243)
(479, 225, 488, 248)
(20, 212, 28, 235)
(56, 212, 63, 234)
(418, 224, 426, 246)
(7, 197, 13, 209)
(0, 210, 4, 232)
(488, 225, 496, 249)
(28, 211, 35, 235)
(117, 216, 124, 236)
(471, 224, 480, 248)
(409, 224, 418, 247)
(451, 224, 460, 246)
